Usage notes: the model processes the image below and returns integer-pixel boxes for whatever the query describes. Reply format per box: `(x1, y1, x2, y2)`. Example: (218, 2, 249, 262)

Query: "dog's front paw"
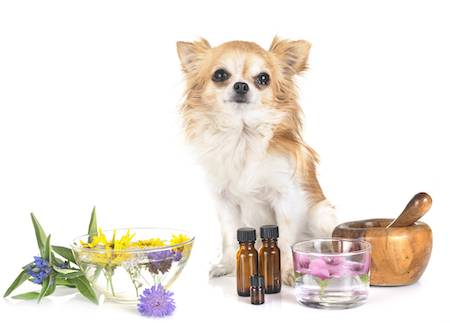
(282, 267, 296, 286)
(209, 263, 234, 278)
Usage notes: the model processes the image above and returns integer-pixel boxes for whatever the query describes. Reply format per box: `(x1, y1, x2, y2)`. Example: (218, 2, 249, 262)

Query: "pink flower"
(293, 252, 372, 295)
(310, 257, 349, 279)
(294, 254, 311, 275)
(351, 255, 371, 275)
(294, 255, 355, 280)
(310, 267, 331, 280)
(300, 254, 310, 267)
(308, 258, 330, 280)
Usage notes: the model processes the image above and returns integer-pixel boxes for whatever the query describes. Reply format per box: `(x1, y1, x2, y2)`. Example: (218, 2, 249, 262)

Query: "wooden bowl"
(332, 193, 433, 286)
(332, 219, 432, 286)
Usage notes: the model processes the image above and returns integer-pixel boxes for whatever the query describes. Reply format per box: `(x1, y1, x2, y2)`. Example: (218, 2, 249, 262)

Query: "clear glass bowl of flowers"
(71, 227, 194, 304)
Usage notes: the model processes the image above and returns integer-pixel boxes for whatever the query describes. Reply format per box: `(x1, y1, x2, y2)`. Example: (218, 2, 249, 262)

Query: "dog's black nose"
(234, 82, 249, 95)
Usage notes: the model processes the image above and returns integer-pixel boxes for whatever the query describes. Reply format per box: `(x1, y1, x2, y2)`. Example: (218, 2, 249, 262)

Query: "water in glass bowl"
(295, 271, 369, 309)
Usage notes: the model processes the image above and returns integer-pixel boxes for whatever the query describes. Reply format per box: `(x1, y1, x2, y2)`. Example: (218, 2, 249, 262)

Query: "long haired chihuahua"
(177, 36, 337, 285)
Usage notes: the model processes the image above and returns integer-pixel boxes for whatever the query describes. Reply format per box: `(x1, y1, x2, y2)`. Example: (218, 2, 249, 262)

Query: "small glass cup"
(291, 238, 371, 309)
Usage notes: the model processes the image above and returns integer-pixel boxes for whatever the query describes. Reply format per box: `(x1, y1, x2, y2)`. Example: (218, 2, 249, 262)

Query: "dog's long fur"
(177, 36, 337, 285)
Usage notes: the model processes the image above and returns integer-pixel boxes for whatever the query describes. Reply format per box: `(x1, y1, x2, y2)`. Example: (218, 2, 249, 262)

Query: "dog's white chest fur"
(193, 107, 307, 227)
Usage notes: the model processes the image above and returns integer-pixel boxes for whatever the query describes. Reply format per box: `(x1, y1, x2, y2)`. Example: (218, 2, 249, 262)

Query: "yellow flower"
(170, 234, 190, 246)
(79, 240, 97, 249)
(170, 234, 191, 253)
(78, 229, 190, 265)
(92, 228, 113, 249)
(132, 238, 166, 248)
(81, 228, 136, 266)
(114, 229, 136, 250)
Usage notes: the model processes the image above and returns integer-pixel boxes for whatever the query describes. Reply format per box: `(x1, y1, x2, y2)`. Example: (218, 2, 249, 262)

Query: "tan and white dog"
(177, 37, 337, 285)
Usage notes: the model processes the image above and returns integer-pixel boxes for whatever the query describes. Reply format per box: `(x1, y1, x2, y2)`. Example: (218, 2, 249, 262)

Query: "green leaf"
(3, 269, 30, 298)
(68, 276, 99, 305)
(37, 277, 50, 303)
(55, 279, 76, 288)
(88, 206, 98, 243)
(31, 213, 47, 257)
(11, 292, 39, 300)
(43, 234, 52, 263)
(52, 245, 76, 264)
(55, 271, 85, 280)
(52, 265, 79, 274)
(44, 277, 57, 297)
(359, 272, 369, 287)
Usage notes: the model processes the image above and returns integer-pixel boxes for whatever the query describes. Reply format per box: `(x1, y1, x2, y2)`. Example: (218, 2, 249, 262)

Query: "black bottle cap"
(260, 225, 279, 239)
(237, 227, 256, 242)
(250, 275, 265, 287)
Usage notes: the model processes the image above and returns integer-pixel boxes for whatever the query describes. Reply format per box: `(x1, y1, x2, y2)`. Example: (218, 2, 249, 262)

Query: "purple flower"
(147, 249, 182, 275)
(137, 284, 176, 317)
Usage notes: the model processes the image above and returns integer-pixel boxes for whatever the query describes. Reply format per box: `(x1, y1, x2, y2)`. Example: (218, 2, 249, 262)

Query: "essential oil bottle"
(250, 275, 265, 305)
(236, 227, 258, 297)
(258, 225, 281, 294)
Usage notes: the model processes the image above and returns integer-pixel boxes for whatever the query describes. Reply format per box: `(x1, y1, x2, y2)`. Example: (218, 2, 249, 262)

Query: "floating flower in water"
(170, 234, 191, 252)
(78, 228, 138, 296)
(294, 254, 371, 296)
(147, 249, 182, 275)
(80, 228, 135, 251)
(170, 234, 189, 245)
(351, 255, 371, 288)
(132, 238, 166, 248)
(138, 284, 176, 317)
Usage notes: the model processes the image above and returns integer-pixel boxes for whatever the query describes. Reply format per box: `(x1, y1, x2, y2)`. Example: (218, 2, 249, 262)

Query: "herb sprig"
(4, 208, 99, 305)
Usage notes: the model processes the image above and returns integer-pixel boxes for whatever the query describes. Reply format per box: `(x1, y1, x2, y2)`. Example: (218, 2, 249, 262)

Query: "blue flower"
(137, 284, 176, 317)
(27, 256, 54, 284)
(57, 261, 69, 269)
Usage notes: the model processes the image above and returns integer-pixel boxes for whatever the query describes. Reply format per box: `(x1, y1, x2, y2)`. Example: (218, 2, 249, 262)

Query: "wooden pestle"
(386, 192, 432, 228)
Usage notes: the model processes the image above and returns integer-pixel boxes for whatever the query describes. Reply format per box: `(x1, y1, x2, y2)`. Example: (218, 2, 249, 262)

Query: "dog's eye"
(256, 73, 270, 85)
(212, 69, 230, 82)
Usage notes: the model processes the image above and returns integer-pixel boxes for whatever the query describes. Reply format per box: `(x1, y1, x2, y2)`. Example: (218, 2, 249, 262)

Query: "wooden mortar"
(332, 193, 433, 286)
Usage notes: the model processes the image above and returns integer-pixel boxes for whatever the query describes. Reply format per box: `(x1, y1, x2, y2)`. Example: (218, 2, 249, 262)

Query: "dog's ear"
(269, 36, 311, 76)
(177, 38, 211, 73)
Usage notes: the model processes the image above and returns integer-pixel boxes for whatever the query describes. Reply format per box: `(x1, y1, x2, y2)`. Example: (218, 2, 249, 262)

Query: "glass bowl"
(291, 238, 371, 309)
(71, 228, 194, 303)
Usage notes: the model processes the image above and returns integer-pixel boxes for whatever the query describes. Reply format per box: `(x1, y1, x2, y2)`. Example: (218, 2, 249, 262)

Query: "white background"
(1, 1, 449, 322)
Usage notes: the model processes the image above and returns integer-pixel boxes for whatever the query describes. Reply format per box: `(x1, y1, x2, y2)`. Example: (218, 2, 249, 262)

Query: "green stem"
(140, 270, 151, 287)
(315, 277, 330, 300)
(109, 275, 115, 296)
(127, 269, 139, 297)
(103, 267, 116, 297)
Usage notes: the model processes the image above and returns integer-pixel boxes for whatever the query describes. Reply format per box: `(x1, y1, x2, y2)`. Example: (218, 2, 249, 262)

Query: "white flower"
(121, 256, 139, 270)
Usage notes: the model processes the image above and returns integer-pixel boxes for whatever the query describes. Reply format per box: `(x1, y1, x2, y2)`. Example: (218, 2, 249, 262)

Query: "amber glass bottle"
(258, 225, 281, 293)
(250, 275, 265, 305)
(236, 228, 258, 297)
